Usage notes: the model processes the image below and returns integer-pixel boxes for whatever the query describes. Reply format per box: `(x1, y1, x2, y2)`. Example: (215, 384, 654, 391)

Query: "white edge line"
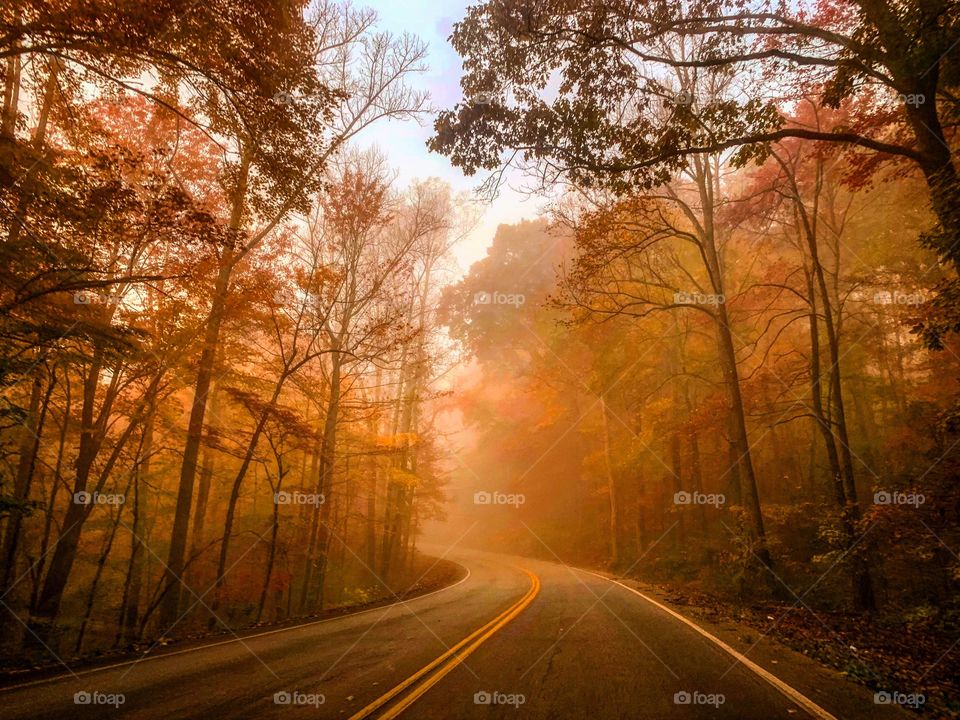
(0, 565, 472, 692)
(579, 569, 839, 720)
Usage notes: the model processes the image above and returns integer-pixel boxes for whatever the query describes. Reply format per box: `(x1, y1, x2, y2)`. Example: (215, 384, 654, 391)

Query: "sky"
(353, 0, 543, 274)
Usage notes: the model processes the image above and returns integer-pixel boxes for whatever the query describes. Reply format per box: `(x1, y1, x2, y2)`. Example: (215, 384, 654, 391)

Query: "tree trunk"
(901, 71, 960, 274)
(29, 348, 105, 646)
(804, 266, 846, 507)
(210, 372, 290, 623)
(682, 379, 707, 539)
(1, 54, 21, 139)
(300, 354, 342, 612)
(7, 58, 57, 245)
(715, 303, 771, 567)
(160, 151, 250, 630)
(30, 373, 71, 614)
(117, 405, 154, 645)
(1, 369, 49, 593)
(693, 154, 768, 565)
(366, 466, 378, 572)
(601, 397, 619, 566)
(75, 494, 127, 653)
(160, 255, 232, 630)
(257, 476, 282, 624)
(795, 165, 876, 612)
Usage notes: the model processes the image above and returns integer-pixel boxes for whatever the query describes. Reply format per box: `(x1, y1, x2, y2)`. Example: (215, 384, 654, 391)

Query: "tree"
(158, 4, 427, 629)
(429, 0, 960, 340)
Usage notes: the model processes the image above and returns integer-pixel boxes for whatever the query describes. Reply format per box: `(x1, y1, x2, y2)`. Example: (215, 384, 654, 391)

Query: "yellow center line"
(348, 569, 540, 720)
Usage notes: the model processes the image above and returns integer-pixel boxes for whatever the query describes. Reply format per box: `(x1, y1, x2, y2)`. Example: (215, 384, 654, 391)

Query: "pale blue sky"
(355, 0, 541, 273)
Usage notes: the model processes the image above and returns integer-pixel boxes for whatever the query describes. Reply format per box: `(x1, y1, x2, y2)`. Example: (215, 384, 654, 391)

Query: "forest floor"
(623, 577, 960, 719)
(0, 554, 466, 684)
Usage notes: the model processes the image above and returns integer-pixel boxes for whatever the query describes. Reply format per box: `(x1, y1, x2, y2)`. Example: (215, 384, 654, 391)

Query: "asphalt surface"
(0, 547, 912, 719)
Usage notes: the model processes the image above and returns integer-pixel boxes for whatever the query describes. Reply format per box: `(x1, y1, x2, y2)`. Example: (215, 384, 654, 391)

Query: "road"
(0, 547, 911, 719)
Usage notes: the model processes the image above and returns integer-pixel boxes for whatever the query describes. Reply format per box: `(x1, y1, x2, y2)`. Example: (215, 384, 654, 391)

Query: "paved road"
(0, 547, 910, 719)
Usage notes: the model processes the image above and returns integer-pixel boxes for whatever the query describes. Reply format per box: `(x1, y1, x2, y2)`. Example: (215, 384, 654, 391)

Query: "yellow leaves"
(375, 432, 420, 449)
(388, 467, 419, 488)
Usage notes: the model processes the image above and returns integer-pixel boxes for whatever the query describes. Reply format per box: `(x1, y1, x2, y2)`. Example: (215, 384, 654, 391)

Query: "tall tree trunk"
(300, 354, 342, 612)
(117, 405, 154, 645)
(383, 260, 432, 579)
(210, 372, 290, 623)
(793, 161, 876, 612)
(400, 489, 416, 574)
(381, 366, 417, 580)
(332, 458, 354, 605)
(1, 54, 21, 139)
(900, 73, 960, 275)
(30, 348, 105, 646)
(715, 302, 770, 567)
(693, 154, 768, 565)
(667, 352, 685, 553)
(7, 58, 58, 246)
(684, 384, 707, 540)
(189, 375, 221, 573)
(75, 494, 127, 653)
(601, 397, 619, 566)
(366, 372, 382, 572)
(688, 428, 707, 538)
(30, 372, 71, 614)
(1, 369, 50, 593)
(257, 464, 283, 625)
(160, 154, 250, 631)
(804, 266, 846, 507)
(366, 462, 378, 572)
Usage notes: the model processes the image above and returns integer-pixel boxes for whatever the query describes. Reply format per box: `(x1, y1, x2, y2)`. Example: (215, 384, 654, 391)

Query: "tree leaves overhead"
(430, 0, 960, 188)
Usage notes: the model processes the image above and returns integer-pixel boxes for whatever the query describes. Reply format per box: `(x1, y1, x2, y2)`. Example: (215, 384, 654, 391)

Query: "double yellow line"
(349, 569, 540, 720)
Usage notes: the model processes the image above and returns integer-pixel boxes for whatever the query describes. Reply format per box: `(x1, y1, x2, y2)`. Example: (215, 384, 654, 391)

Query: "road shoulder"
(584, 569, 917, 720)
(0, 554, 467, 690)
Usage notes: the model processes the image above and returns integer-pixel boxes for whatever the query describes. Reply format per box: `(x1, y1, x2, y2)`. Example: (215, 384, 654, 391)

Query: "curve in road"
(0, 547, 912, 719)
